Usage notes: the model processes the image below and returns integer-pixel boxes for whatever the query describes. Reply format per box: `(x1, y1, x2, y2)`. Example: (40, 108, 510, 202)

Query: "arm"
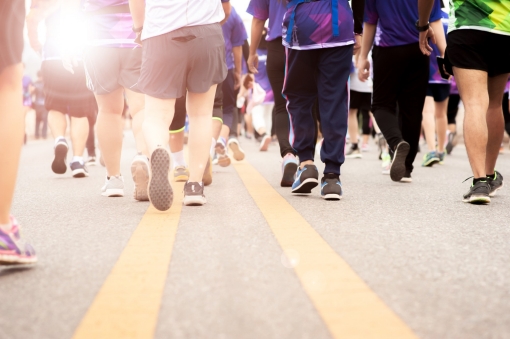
(128, 0, 145, 29)
(418, 0, 437, 55)
(221, 1, 231, 25)
(26, 0, 60, 52)
(351, 0, 365, 54)
(233, 45, 242, 90)
(430, 19, 446, 57)
(357, 22, 376, 82)
(248, 18, 265, 74)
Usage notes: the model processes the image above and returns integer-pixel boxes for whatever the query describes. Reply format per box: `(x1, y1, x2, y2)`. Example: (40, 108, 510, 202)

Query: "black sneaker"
(320, 174, 342, 200)
(445, 132, 456, 154)
(487, 170, 504, 197)
(463, 180, 491, 204)
(291, 164, 319, 194)
(52, 139, 68, 174)
(390, 141, 410, 182)
(183, 182, 206, 206)
(70, 161, 89, 178)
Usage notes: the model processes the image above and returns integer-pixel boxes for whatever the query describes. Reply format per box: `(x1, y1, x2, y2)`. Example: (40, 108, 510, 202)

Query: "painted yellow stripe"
(73, 182, 184, 339)
(232, 161, 418, 339)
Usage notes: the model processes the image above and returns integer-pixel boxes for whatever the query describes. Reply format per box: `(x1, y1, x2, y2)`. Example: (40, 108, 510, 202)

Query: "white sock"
(54, 136, 66, 145)
(210, 138, 216, 158)
(171, 150, 187, 168)
(72, 156, 84, 165)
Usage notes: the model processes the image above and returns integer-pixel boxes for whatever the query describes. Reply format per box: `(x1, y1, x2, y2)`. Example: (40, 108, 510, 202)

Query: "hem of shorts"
(448, 26, 510, 37)
(282, 40, 354, 50)
(141, 22, 220, 41)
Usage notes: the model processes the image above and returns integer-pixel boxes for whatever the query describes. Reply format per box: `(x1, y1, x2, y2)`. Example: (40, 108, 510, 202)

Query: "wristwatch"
(415, 20, 430, 32)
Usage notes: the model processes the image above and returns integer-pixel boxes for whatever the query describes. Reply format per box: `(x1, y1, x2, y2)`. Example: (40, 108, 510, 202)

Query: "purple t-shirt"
(81, 0, 137, 48)
(246, 0, 287, 41)
(282, 0, 355, 50)
(364, 0, 442, 47)
(429, 10, 449, 84)
(222, 7, 248, 70)
(255, 49, 274, 103)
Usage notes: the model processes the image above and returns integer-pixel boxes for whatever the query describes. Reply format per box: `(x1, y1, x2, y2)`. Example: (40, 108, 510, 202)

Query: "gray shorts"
(138, 23, 227, 99)
(84, 46, 142, 95)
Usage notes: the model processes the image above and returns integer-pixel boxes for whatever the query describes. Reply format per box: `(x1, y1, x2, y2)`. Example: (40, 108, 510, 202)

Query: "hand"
(247, 54, 259, 74)
(353, 34, 362, 55)
(234, 71, 242, 91)
(62, 55, 79, 74)
(357, 57, 371, 82)
(243, 74, 254, 90)
(419, 28, 436, 56)
(134, 32, 142, 46)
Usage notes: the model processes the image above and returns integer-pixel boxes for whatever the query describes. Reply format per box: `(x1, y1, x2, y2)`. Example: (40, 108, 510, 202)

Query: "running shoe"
(281, 153, 299, 187)
(400, 170, 412, 183)
(228, 138, 245, 161)
(70, 161, 89, 178)
(320, 174, 342, 200)
(377, 134, 387, 160)
(346, 145, 362, 159)
(131, 154, 150, 201)
(422, 151, 440, 167)
(86, 156, 98, 166)
(183, 181, 207, 206)
(463, 180, 491, 204)
(259, 135, 271, 152)
(292, 164, 319, 194)
(390, 141, 410, 182)
(52, 138, 68, 174)
(445, 131, 456, 154)
(361, 144, 370, 152)
(215, 141, 231, 167)
(0, 216, 37, 265)
(487, 170, 504, 197)
(174, 166, 189, 182)
(148, 147, 173, 211)
(203, 156, 213, 186)
(101, 175, 125, 197)
(438, 152, 445, 164)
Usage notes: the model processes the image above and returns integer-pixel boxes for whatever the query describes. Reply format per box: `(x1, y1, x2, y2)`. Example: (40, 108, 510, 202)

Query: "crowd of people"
(0, 0, 509, 265)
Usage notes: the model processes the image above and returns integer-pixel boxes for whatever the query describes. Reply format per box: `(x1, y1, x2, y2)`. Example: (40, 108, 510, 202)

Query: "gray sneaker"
(346, 146, 362, 159)
(131, 154, 150, 201)
(148, 147, 173, 211)
(101, 175, 125, 197)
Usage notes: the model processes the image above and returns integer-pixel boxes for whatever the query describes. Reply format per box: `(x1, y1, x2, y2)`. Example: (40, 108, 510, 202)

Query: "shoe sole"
(445, 142, 454, 155)
(183, 195, 207, 206)
(463, 195, 491, 204)
(203, 158, 213, 186)
(101, 189, 125, 197)
(346, 154, 362, 159)
(218, 156, 231, 167)
(422, 159, 440, 167)
(0, 254, 38, 265)
(148, 149, 173, 211)
(215, 143, 226, 155)
(229, 142, 245, 161)
(52, 143, 68, 174)
(292, 178, 319, 194)
(132, 159, 150, 201)
(281, 162, 298, 187)
(259, 137, 271, 152)
(322, 193, 342, 201)
(390, 142, 410, 182)
(400, 177, 413, 183)
(72, 168, 89, 178)
(174, 174, 189, 182)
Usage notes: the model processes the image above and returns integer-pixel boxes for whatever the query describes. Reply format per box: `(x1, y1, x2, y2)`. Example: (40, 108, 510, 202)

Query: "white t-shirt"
(142, 0, 225, 40)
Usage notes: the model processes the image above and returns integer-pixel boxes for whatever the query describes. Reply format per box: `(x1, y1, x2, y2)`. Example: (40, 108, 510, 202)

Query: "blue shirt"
(222, 7, 248, 70)
(247, 0, 287, 41)
(364, 0, 442, 47)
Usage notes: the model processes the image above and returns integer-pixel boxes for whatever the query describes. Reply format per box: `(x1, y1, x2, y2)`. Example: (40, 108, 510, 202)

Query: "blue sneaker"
(291, 164, 319, 194)
(321, 174, 342, 200)
(422, 151, 440, 167)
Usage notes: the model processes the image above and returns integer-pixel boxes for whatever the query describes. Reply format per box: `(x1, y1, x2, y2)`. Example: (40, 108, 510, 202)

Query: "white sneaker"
(228, 138, 245, 161)
(101, 175, 125, 197)
(259, 135, 271, 152)
(131, 154, 150, 201)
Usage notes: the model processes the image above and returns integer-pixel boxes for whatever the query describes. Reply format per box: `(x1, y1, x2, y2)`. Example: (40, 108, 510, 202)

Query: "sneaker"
(174, 166, 189, 182)
(215, 142, 231, 167)
(390, 141, 410, 182)
(321, 174, 342, 200)
(131, 154, 150, 201)
(0, 216, 37, 265)
(445, 131, 456, 154)
(292, 164, 319, 194)
(148, 147, 173, 211)
(463, 180, 491, 204)
(228, 138, 245, 161)
(101, 175, 125, 197)
(422, 151, 440, 167)
(86, 156, 98, 166)
(400, 170, 412, 183)
(281, 153, 299, 187)
(487, 171, 504, 197)
(203, 156, 213, 186)
(259, 135, 271, 152)
(438, 152, 445, 164)
(346, 146, 362, 159)
(70, 161, 89, 178)
(183, 181, 207, 206)
(52, 138, 68, 174)
(377, 134, 387, 160)
(361, 144, 370, 152)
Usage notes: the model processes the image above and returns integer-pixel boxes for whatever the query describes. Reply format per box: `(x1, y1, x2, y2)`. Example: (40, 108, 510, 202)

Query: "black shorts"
(0, 1, 24, 73)
(426, 83, 451, 102)
(41, 60, 97, 118)
(446, 30, 510, 77)
(349, 90, 371, 111)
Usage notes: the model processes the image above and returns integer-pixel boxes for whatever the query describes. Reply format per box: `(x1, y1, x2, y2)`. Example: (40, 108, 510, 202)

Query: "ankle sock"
(171, 150, 187, 168)
(473, 177, 487, 185)
(72, 156, 84, 164)
(54, 136, 66, 145)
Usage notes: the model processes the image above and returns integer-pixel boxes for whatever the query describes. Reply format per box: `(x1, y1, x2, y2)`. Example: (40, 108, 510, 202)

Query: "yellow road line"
(73, 182, 184, 339)
(232, 161, 418, 339)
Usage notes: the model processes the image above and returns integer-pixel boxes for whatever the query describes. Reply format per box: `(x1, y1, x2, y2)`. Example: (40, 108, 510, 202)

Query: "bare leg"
(434, 98, 449, 153)
(187, 86, 216, 182)
(143, 96, 175, 155)
(0, 64, 24, 227)
(125, 89, 147, 156)
(95, 88, 124, 176)
(422, 96, 436, 152)
(348, 108, 359, 144)
(70, 117, 89, 157)
(485, 73, 509, 174)
(48, 110, 68, 139)
(455, 67, 489, 178)
(169, 130, 185, 153)
(212, 118, 222, 140)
